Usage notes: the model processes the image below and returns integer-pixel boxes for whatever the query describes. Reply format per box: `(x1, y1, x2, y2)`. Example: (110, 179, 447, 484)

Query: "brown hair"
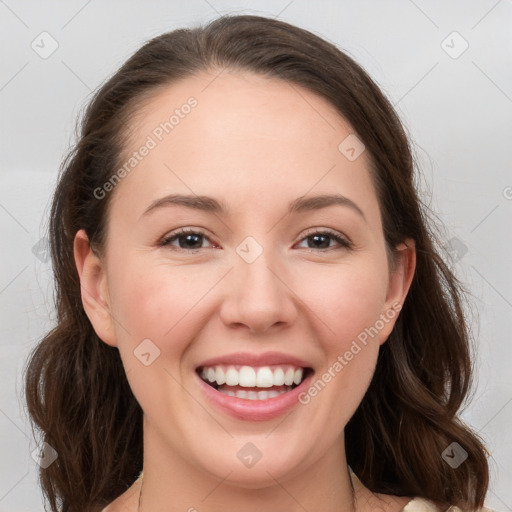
(24, 14, 489, 512)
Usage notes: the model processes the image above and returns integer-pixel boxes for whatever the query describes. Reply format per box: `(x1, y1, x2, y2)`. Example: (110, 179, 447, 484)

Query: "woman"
(24, 15, 493, 512)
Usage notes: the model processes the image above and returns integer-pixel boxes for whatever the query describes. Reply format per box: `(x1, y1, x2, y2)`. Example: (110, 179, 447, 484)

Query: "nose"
(219, 249, 298, 334)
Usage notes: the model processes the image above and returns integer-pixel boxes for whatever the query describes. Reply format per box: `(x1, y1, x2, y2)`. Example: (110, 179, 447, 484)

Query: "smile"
(198, 364, 308, 400)
(195, 353, 314, 421)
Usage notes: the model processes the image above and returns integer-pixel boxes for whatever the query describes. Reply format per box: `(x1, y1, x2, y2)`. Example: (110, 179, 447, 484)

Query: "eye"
(159, 228, 216, 251)
(296, 230, 352, 251)
(159, 228, 351, 252)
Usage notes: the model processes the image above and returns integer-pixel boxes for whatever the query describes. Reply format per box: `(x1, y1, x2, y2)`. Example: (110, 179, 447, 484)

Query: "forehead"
(126, 70, 351, 160)
(110, 70, 378, 222)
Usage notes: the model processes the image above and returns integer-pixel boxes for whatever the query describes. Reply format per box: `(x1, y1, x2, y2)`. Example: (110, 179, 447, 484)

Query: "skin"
(74, 70, 416, 512)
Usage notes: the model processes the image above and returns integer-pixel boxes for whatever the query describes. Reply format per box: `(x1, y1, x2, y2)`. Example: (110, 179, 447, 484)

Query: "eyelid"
(295, 227, 352, 250)
(159, 227, 217, 250)
(159, 227, 352, 251)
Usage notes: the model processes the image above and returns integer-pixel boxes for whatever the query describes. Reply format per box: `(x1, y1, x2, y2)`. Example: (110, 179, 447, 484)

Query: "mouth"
(196, 364, 313, 400)
(194, 352, 315, 421)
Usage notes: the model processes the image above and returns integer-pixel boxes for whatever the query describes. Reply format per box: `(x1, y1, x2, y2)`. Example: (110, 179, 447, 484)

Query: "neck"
(138, 424, 357, 512)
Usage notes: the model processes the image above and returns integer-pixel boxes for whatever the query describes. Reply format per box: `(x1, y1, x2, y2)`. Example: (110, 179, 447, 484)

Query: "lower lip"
(196, 372, 313, 421)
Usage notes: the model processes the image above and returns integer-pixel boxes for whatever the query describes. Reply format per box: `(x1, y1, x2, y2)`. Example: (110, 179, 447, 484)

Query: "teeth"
(239, 366, 256, 387)
(199, 364, 307, 388)
(256, 367, 274, 388)
(273, 367, 285, 386)
(215, 366, 226, 385)
(284, 368, 295, 386)
(293, 368, 303, 385)
(218, 387, 292, 399)
(225, 367, 239, 386)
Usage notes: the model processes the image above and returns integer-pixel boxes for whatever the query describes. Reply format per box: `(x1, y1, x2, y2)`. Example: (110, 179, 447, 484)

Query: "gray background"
(1, 0, 510, 510)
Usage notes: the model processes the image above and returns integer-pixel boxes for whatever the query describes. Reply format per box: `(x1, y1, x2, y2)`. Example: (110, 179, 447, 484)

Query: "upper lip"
(197, 351, 313, 369)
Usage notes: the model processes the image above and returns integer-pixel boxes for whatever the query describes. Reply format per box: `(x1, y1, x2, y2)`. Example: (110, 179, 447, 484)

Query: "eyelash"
(158, 227, 352, 252)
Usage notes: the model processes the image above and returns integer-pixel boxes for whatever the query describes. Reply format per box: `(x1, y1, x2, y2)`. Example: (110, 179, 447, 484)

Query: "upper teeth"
(200, 365, 304, 387)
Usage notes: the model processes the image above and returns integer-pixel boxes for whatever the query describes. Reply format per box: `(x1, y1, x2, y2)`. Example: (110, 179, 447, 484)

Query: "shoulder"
(401, 497, 496, 511)
(349, 470, 495, 512)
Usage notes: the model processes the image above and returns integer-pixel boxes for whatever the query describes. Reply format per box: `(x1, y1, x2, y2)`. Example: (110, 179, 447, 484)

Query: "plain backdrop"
(1, 1, 511, 510)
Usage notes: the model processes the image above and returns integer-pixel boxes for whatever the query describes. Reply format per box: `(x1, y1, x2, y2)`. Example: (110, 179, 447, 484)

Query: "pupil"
(310, 234, 329, 249)
(180, 234, 202, 249)
(177, 234, 331, 249)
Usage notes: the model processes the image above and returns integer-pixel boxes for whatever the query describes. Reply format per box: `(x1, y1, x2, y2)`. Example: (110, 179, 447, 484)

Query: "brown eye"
(297, 230, 352, 251)
(160, 229, 214, 251)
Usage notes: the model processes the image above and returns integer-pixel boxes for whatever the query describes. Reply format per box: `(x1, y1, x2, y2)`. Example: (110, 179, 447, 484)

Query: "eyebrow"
(142, 193, 365, 220)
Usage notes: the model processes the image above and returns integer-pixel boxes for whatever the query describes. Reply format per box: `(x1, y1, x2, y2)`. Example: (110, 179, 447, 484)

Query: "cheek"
(293, 258, 387, 405)
(285, 260, 388, 451)
(107, 255, 226, 366)
(106, 258, 213, 412)
(294, 258, 389, 349)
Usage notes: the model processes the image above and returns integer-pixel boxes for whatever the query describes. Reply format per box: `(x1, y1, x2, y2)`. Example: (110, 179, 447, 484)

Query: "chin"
(193, 436, 312, 489)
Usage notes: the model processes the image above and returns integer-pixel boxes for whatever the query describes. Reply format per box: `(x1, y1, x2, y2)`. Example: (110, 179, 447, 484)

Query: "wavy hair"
(24, 14, 489, 512)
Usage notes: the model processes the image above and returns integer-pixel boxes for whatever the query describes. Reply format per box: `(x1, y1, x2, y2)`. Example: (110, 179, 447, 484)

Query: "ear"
(378, 239, 416, 344)
(73, 229, 117, 347)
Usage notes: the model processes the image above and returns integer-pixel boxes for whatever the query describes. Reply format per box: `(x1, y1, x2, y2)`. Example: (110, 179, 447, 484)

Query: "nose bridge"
(219, 237, 296, 332)
(236, 249, 281, 298)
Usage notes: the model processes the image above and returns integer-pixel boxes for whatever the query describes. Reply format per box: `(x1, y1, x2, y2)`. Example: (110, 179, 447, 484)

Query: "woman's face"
(76, 71, 413, 487)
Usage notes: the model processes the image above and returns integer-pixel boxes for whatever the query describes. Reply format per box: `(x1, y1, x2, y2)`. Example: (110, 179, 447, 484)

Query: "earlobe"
(73, 229, 117, 347)
(379, 239, 416, 344)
